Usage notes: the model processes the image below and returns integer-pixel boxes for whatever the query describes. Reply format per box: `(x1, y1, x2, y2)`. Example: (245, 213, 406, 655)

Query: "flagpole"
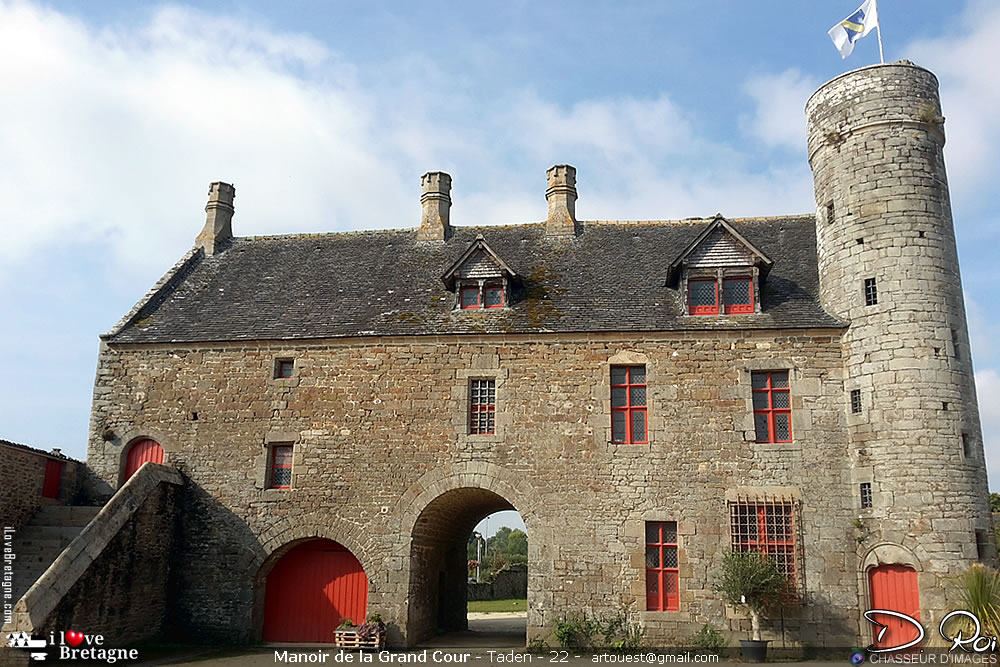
(875, 0, 885, 63)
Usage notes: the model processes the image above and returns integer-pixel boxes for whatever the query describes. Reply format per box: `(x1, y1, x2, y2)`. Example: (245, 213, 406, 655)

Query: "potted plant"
(712, 550, 786, 662)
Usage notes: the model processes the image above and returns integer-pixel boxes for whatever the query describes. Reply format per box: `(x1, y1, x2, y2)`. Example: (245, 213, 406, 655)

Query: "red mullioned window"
(723, 278, 754, 314)
(484, 282, 504, 309)
(269, 445, 293, 489)
(752, 371, 791, 443)
(469, 379, 496, 434)
(461, 286, 480, 309)
(729, 500, 798, 588)
(611, 365, 647, 444)
(645, 521, 679, 611)
(688, 279, 718, 315)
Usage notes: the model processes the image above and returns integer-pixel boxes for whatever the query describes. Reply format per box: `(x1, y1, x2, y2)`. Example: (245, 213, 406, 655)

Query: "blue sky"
(1, 0, 998, 529)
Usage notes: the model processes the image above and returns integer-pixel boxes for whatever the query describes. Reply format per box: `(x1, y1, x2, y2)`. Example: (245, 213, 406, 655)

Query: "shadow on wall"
(468, 567, 527, 601)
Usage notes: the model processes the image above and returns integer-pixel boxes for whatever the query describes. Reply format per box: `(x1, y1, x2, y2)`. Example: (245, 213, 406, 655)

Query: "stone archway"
(397, 464, 535, 646)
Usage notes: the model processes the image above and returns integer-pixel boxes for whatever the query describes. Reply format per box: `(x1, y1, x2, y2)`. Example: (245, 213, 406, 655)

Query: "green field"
(467, 598, 527, 613)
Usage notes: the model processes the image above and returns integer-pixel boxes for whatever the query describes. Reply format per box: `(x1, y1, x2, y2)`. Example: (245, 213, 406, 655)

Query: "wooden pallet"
(334, 630, 385, 650)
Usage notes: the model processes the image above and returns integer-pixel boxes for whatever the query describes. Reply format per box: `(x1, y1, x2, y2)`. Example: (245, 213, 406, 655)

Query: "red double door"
(263, 539, 368, 643)
(869, 564, 921, 650)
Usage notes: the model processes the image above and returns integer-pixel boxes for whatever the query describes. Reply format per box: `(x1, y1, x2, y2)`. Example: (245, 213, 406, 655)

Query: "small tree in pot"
(712, 550, 787, 661)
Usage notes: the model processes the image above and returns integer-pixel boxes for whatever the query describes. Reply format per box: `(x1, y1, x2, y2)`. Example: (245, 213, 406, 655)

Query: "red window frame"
(269, 445, 293, 489)
(469, 379, 496, 435)
(752, 371, 792, 443)
(729, 501, 798, 590)
(723, 277, 754, 314)
(611, 365, 647, 444)
(274, 358, 294, 378)
(461, 286, 480, 309)
(688, 279, 719, 315)
(484, 282, 504, 309)
(645, 521, 679, 611)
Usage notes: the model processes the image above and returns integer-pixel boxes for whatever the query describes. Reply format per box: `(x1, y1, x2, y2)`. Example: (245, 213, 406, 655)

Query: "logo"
(850, 651, 866, 664)
(863, 608, 999, 654)
(6, 630, 141, 663)
(6, 631, 47, 661)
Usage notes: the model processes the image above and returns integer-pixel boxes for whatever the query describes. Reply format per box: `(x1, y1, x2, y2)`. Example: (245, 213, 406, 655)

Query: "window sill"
(260, 488, 292, 501)
(752, 442, 801, 453)
(606, 442, 651, 456)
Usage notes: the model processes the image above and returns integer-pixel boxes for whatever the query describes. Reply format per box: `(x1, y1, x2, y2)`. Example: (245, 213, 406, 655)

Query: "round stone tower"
(806, 62, 991, 631)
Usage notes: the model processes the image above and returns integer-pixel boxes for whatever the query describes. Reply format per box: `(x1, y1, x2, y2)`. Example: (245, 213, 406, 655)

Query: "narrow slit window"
(864, 278, 878, 306)
(962, 433, 971, 459)
(850, 389, 862, 414)
(826, 202, 835, 224)
(860, 482, 873, 509)
(952, 328, 962, 360)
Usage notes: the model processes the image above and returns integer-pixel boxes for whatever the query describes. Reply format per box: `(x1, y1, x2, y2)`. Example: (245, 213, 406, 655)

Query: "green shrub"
(690, 623, 726, 653)
(552, 611, 644, 650)
(948, 564, 1000, 638)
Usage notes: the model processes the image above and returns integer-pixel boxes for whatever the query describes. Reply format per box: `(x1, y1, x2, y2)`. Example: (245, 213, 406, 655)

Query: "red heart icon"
(65, 631, 85, 647)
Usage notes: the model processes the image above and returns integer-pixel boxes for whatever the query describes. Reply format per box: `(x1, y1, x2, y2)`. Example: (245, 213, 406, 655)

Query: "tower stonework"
(806, 62, 991, 631)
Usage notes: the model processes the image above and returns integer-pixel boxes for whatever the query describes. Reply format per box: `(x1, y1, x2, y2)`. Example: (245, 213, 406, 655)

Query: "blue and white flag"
(829, 0, 880, 58)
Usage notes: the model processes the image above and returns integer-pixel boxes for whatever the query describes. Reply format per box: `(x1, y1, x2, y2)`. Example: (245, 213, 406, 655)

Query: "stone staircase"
(10, 505, 103, 603)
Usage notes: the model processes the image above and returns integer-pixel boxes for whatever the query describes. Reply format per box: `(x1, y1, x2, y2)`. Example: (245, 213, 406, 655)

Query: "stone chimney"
(417, 171, 452, 241)
(545, 164, 577, 236)
(195, 181, 236, 255)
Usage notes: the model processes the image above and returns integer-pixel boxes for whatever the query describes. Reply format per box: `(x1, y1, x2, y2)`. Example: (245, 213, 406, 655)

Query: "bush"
(690, 623, 726, 654)
(552, 611, 644, 650)
(949, 565, 1000, 639)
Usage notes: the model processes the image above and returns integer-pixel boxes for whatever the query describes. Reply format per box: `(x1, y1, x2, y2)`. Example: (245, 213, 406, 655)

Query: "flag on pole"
(829, 0, 880, 59)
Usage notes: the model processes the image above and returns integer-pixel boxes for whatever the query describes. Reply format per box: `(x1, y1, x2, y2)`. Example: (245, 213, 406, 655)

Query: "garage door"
(263, 539, 368, 643)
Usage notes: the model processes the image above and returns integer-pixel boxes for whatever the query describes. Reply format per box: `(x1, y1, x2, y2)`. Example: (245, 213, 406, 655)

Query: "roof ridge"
(238, 215, 814, 241)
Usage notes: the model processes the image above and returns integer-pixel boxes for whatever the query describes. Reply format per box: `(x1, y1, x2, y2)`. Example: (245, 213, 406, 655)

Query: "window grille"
(469, 379, 496, 435)
(860, 482, 873, 509)
(688, 279, 719, 315)
(729, 497, 800, 589)
(850, 389, 862, 414)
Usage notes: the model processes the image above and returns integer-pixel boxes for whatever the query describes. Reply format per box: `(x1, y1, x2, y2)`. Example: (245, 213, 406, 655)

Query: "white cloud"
(907, 2, 1000, 212)
(976, 369, 1000, 490)
(740, 69, 817, 153)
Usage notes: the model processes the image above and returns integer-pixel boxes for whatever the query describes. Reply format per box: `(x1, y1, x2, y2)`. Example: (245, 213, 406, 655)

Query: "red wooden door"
(42, 460, 63, 499)
(123, 439, 164, 481)
(263, 539, 368, 643)
(869, 564, 921, 650)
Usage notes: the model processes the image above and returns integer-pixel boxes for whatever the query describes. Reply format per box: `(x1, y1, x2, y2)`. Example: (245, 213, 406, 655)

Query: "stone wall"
(467, 568, 527, 601)
(0, 442, 79, 530)
(5, 463, 183, 648)
(85, 330, 859, 646)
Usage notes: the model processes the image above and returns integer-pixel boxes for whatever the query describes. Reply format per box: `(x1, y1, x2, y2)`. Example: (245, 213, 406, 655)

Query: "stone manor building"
(4, 62, 991, 650)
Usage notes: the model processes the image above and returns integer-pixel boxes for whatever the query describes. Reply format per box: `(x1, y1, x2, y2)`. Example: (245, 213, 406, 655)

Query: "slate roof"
(105, 216, 843, 344)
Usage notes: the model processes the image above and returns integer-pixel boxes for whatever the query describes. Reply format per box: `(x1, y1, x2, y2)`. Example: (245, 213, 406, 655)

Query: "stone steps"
(9, 505, 104, 603)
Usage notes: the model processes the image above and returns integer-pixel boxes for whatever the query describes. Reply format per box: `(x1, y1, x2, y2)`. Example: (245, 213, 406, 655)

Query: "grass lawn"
(467, 598, 527, 613)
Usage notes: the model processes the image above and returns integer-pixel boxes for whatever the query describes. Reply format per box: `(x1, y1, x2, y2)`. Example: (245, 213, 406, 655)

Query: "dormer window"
(442, 234, 519, 312)
(667, 216, 773, 318)
(459, 280, 506, 310)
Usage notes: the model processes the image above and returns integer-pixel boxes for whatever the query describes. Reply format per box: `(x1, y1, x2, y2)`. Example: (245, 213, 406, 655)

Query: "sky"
(1, 0, 998, 530)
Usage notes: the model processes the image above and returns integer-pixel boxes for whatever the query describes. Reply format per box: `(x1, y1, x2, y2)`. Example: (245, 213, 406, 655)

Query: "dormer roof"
(666, 215, 774, 284)
(441, 234, 519, 289)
